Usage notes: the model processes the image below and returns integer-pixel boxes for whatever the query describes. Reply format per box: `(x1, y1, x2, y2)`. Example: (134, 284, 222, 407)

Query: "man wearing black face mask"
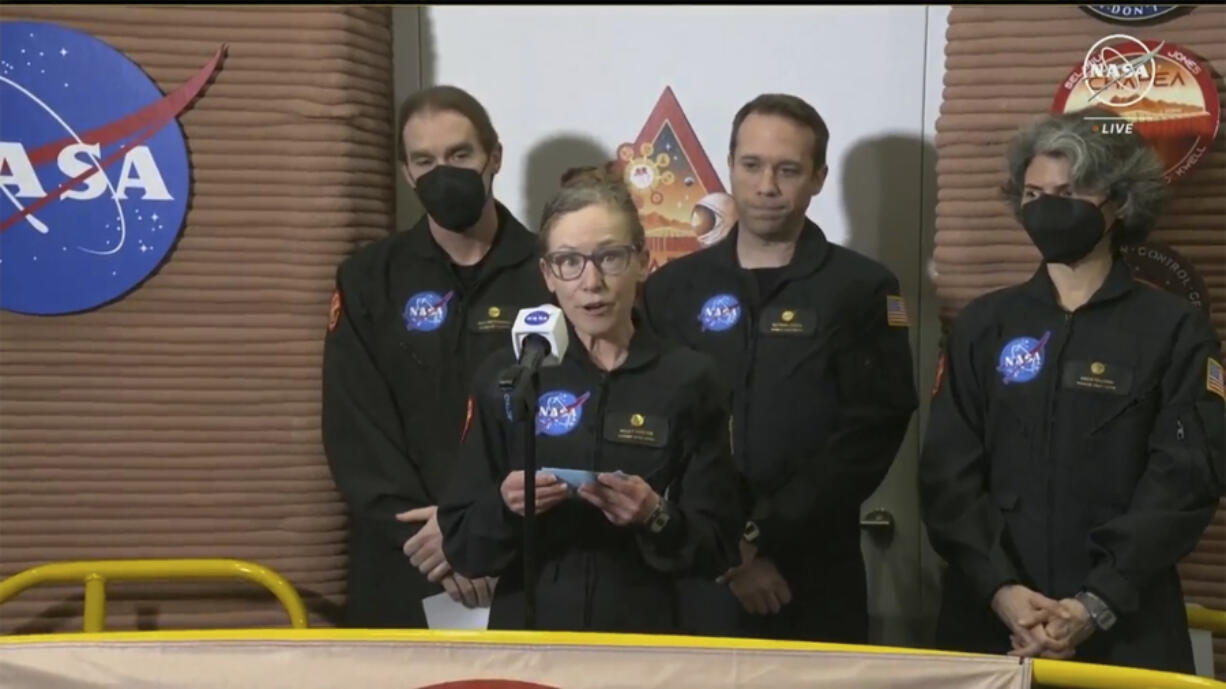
(322, 85, 552, 628)
(920, 108, 1224, 673)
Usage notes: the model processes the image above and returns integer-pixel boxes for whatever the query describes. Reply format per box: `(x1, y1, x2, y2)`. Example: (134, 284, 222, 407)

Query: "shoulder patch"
(1208, 357, 1225, 400)
(327, 289, 343, 333)
(932, 350, 948, 400)
(460, 396, 476, 444)
(886, 294, 910, 328)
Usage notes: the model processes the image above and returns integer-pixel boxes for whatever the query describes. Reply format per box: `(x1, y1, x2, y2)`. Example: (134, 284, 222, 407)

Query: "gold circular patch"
(1091, 362, 1106, 376)
(488, 306, 501, 319)
(781, 310, 795, 323)
(630, 414, 645, 428)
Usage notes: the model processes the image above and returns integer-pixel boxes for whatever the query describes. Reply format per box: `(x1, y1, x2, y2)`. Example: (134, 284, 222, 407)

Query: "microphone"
(511, 304, 568, 370)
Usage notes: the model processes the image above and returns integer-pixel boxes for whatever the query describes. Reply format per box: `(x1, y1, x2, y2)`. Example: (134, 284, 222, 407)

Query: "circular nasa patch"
(536, 390, 590, 437)
(996, 332, 1050, 385)
(403, 290, 453, 332)
(699, 293, 741, 332)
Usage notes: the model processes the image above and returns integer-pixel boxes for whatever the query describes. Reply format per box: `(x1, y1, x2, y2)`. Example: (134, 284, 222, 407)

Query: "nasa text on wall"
(0, 21, 221, 315)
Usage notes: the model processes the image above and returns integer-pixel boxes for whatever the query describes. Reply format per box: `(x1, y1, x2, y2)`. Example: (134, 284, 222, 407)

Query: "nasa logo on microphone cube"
(0, 21, 220, 315)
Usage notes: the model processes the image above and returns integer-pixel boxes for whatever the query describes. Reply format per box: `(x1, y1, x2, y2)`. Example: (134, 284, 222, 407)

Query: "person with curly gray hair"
(919, 107, 1225, 673)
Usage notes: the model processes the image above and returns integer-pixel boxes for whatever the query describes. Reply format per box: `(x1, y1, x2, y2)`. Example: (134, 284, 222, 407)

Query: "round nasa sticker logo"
(1, 21, 221, 315)
(536, 390, 590, 437)
(403, 290, 454, 332)
(997, 332, 1052, 385)
(699, 294, 741, 332)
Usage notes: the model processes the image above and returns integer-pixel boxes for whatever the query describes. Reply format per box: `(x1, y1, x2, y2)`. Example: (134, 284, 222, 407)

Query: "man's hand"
(992, 584, 1064, 658)
(717, 538, 758, 584)
(726, 555, 792, 615)
(396, 506, 450, 583)
(577, 473, 660, 526)
(500, 471, 569, 516)
(440, 574, 499, 609)
(1036, 598, 1096, 659)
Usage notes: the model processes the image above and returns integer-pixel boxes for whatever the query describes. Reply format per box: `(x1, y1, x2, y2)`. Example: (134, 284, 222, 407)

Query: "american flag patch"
(1208, 358, 1225, 400)
(886, 295, 910, 328)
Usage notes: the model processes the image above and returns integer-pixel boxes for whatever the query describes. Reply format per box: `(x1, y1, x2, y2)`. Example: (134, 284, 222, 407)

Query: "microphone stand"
(497, 363, 539, 630)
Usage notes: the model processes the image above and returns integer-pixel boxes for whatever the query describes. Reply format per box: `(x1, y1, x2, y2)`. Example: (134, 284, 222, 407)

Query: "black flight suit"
(642, 221, 919, 642)
(437, 319, 744, 633)
(322, 203, 552, 627)
(919, 259, 1225, 673)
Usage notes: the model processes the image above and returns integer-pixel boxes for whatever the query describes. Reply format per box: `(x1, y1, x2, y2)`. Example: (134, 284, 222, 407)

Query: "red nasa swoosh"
(1, 45, 226, 234)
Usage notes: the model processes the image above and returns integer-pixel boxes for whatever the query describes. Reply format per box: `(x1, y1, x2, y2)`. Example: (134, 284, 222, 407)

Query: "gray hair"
(538, 166, 646, 251)
(1001, 106, 1170, 246)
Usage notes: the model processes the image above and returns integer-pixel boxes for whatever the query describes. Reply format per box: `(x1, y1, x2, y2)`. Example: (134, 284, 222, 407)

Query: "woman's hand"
(500, 470, 569, 516)
(578, 472, 660, 526)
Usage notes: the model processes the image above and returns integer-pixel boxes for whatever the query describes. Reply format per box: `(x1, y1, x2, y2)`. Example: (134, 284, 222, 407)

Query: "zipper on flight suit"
(584, 371, 612, 629)
(1043, 311, 1073, 593)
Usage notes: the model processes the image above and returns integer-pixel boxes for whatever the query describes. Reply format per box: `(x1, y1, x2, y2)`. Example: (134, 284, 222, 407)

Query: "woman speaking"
(438, 169, 744, 633)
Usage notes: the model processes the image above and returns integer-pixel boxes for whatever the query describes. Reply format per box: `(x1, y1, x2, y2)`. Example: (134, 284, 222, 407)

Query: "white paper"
(421, 592, 491, 630)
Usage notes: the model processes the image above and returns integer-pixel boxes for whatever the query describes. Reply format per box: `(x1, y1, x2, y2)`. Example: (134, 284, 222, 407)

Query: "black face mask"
(1021, 194, 1110, 265)
(412, 163, 489, 233)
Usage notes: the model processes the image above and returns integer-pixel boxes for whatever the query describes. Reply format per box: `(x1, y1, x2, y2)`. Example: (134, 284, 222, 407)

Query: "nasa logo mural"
(0, 21, 222, 315)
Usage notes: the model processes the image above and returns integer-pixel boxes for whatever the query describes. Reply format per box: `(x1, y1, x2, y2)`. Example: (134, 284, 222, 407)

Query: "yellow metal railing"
(1, 559, 1222, 688)
(0, 558, 308, 631)
(1188, 603, 1226, 635)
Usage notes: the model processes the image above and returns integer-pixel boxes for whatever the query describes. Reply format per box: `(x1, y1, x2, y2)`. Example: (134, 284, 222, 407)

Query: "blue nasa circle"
(536, 390, 587, 437)
(0, 21, 190, 315)
(698, 293, 741, 332)
(524, 310, 550, 326)
(1085, 5, 1178, 22)
(403, 290, 452, 332)
(997, 335, 1047, 385)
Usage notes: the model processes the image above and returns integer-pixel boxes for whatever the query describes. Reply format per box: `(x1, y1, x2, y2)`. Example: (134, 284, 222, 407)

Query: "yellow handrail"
(0, 558, 308, 631)
(0, 629, 1222, 689)
(1188, 604, 1226, 634)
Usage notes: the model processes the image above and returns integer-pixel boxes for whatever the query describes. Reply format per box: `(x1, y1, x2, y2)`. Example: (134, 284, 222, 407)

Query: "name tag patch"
(470, 304, 513, 332)
(1061, 360, 1133, 395)
(758, 307, 816, 336)
(603, 412, 669, 448)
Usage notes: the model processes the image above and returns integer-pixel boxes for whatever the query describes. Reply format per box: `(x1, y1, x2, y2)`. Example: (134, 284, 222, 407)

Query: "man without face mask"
(1021, 194, 1113, 265)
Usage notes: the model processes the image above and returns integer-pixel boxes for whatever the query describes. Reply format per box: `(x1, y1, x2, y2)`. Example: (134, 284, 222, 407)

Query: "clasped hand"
(992, 585, 1096, 659)
(394, 505, 497, 609)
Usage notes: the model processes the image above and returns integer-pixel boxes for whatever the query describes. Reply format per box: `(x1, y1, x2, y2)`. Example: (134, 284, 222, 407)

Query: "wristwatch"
(743, 520, 761, 545)
(1075, 590, 1117, 631)
(646, 498, 671, 534)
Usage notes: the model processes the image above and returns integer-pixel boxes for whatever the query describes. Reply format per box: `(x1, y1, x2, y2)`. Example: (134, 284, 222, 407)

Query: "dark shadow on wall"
(840, 134, 935, 278)
(839, 133, 941, 650)
(521, 135, 616, 231)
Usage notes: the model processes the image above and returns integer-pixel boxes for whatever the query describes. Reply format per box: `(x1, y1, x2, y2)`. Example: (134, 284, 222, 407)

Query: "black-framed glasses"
(543, 244, 641, 281)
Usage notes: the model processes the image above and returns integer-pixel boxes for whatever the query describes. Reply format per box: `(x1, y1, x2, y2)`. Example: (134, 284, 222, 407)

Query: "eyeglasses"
(543, 244, 641, 281)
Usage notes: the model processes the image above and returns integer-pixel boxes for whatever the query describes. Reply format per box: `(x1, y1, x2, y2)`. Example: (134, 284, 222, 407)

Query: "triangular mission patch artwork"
(615, 87, 737, 272)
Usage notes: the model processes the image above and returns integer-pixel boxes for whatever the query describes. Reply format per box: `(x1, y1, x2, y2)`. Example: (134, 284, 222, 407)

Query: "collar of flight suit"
(405, 200, 538, 274)
(562, 307, 663, 374)
(1020, 255, 1138, 312)
(710, 217, 833, 288)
